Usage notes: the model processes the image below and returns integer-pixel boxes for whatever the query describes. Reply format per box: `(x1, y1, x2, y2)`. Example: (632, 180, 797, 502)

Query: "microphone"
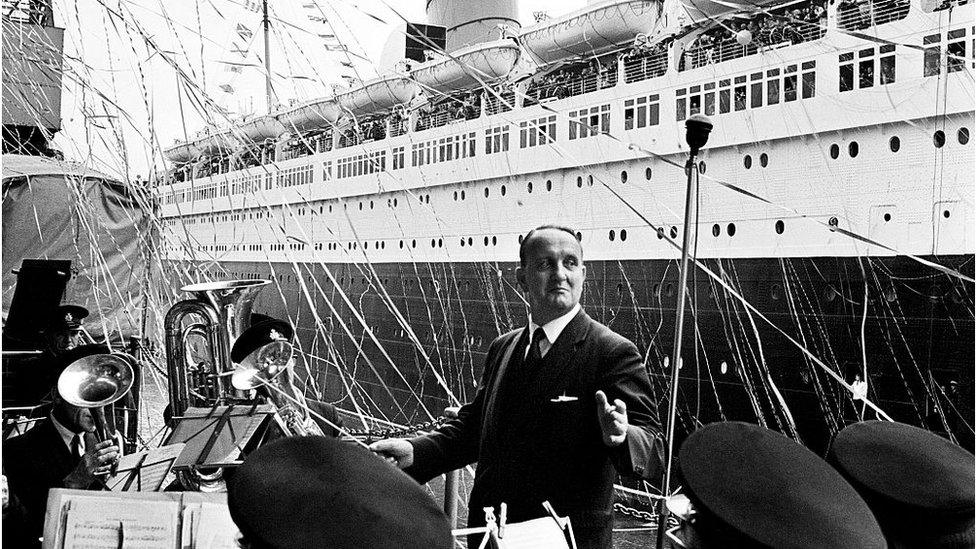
(685, 114, 713, 156)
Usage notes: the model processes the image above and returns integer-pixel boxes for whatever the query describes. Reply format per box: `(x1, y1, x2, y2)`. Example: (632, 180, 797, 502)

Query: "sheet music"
(107, 444, 185, 492)
(497, 517, 569, 549)
(59, 497, 179, 549)
(180, 502, 238, 549)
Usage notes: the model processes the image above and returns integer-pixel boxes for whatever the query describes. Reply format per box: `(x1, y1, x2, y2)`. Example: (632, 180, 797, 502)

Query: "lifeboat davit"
(280, 98, 341, 132)
(518, 0, 664, 65)
(410, 39, 520, 95)
(336, 74, 417, 119)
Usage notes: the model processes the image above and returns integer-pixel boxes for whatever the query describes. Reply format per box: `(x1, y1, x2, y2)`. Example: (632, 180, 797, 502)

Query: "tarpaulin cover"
(2, 154, 154, 340)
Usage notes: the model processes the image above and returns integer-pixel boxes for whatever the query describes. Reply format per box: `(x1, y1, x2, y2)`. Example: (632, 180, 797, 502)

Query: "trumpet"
(57, 352, 135, 474)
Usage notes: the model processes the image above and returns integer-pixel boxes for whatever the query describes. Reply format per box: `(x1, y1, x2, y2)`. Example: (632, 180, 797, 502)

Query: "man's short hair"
(519, 225, 581, 266)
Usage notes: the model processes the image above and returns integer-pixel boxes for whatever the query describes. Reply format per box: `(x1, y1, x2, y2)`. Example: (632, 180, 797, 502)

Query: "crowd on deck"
(837, 0, 909, 28)
(526, 58, 618, 101)
(415, 90, 482, 131)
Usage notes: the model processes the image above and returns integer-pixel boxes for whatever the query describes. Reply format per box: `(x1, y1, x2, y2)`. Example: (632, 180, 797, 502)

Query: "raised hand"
(369, 438, 414, 469)
(64, 439, 119, 488)
(595, 390, 628, 447)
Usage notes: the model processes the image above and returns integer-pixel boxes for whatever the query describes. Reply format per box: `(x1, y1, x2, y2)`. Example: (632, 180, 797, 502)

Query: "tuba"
(231, 339, 324, 437)
(57, 352, 136, 473)
(164, 280, 270, 421)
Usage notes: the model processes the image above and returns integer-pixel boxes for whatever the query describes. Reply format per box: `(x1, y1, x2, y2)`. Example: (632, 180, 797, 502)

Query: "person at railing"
(371, 225, 665, 549)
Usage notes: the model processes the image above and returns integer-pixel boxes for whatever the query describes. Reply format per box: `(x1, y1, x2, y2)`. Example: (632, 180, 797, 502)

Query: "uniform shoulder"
(586, 318, 635, 351)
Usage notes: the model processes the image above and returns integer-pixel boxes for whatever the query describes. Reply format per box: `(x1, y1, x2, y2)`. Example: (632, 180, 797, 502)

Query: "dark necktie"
(526, 327, 546, 365)
(71, 433, 83, 460)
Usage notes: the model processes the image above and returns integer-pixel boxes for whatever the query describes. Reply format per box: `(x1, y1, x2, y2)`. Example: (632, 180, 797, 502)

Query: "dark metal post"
(656, 115, 713, 549)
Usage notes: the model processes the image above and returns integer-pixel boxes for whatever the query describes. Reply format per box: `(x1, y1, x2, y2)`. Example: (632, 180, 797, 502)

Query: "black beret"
(228, 436, 453, 549)
(678, 421, 886, 549)
(230, 318, 294, 364)
(827, 421, 975, 548)
(47, 304, 89, 329)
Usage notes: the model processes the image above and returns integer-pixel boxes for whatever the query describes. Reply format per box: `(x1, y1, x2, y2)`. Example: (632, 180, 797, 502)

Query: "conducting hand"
(595, 390, 628, 447)
(369, 439, 414, 469)
(64, 439, 119, 488)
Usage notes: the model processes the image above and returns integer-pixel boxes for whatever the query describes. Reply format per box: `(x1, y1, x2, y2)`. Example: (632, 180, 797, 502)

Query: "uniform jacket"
(3, 419, 96, 547)
(406, 309, 664, 549)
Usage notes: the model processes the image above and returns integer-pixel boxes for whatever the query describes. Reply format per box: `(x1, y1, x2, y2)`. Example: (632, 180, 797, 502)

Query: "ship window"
(767, 78, 780, 105)
(620, 229, 627, 241)
(934, 130, 946, 148)
(689, 94, 701, 116)
(712, 224, 720, 237)
(880, 51, 896, 84)
(719, 89, 731, 113)
(959, 127, 970, 145)
(670, 226, 678, 239)
(923, 34, 941, 77)
(751, 81, 763, 108)
(485, 187, 490, 198)
(775, 220, 785, 234)
(948, 29, 966, 73)
(889, 136, 900, 152)
(744, 155, 752, 169)
(802, 68, 816, 98)
(527, 182, 533, 193)
(704, 91, 715, 115)
(784, 74, 798, 101)
(576, 176, 583, 188)
(840, 57, 855, 92)
(676, 97, 687, 121)
(546, 180, 553, 191)
(609, 230, 615, 241)
(624, 94, 660, 129)
(727, 223, 736, 236)
(830, 143, 840, 159)
(621, 170, 628, 183)
(859, 56, 875, 88)
(569, 104, 610, 139)
(734, 84, 747, 111)
(645, 167, 652, 180)
(759, 153, 768, 167)
(849, 142, 859, 157)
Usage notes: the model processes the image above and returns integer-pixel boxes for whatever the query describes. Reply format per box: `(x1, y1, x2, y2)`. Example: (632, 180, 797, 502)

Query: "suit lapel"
(535, 310, 592, 395)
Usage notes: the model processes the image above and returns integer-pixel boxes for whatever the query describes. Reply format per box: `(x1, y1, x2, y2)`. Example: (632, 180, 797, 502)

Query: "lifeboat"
(280, 97, 342, 132)
(198, 129, 240, 157)
(164, 140, 202, 163)
(518, 0, 664, 65)
(336, 74, 417, 119)
(410, 39, 520, 95)
(240, 114, 287, 142)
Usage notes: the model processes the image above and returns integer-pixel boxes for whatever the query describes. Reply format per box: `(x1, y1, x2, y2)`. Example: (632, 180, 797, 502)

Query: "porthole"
(959, 127, 970, 145)
(501, 185, 507, 196)
(934, 130, 946, 148)
(744, 155, 752, 169)
(775, 220, 785, 234)
(720, 361, 728, 375)
(883, 212, 891, 222)
(460, 239, 465, 247)
(577, 176, 583, 188)
(399, 241, 404, 249)
(711, 224, 720, 237)
(453, 191, 458, 201)
(484, 188, 489, 198)
(587, 174, 594, 186)
(759, 153, 768, 168)
(609, 230, 616, 241)
(889, 136, 900, 152)
(698, 160, 706, 173)
(884, 286, 897, 303)
(575, 231, 582, 241)
(828, 216, 839, 229)
(829, 144, 839, 159)
(727, 223, 736, 236)
(621, 170, 628, 183)
(411, 239, 417, 248)
(645, 167, 652, 180)
(771, 283, 782, 300)
(431, 239, 436, 248)
(620, 229, 628, 241)
(468, 237, 473, 246)
(461, 190, 466, 200)
(484, 236, 489, 246)
(438, 238, 443, 247)
(546, 180, 553, 191)
(670, 226, 678, 239)
(492, 236, 497, 245)
(849, 142, 859, 158)
(527, 182, 533, 193)
(656, 227, 664, 239)
(944, 209, 951, 219)
(358, 202, 363, 210)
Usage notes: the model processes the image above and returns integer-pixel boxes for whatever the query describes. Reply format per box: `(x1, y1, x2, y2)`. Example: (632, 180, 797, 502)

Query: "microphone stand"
(656, 114, 713, 549)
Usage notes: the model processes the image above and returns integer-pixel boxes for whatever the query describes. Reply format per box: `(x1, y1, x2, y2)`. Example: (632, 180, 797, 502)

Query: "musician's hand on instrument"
(65, 440, 119, 487)
(596, 390, 628, 447)
(369, 439, 414, 469)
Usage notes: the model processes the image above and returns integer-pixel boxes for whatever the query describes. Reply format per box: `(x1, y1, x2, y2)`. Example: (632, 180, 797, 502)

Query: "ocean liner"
(158, 0, 975, 453)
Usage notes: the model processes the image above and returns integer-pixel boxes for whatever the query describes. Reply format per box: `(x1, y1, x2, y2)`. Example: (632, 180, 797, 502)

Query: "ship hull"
(196, 252, 974, 453)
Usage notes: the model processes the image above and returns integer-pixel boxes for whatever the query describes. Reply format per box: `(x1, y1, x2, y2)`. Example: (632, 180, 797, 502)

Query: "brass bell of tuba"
(164, 279, 270, 422)
(232, 339, 324, 437)
(57, 353, 135, 472)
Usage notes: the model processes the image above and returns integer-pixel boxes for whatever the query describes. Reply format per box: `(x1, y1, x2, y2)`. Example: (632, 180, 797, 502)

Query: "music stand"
(106, 443, 186, 492)
(164, 404, 275, 472)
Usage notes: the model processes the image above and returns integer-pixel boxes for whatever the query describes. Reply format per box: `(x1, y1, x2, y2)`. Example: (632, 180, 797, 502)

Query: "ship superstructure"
(157, 0, 975, 451)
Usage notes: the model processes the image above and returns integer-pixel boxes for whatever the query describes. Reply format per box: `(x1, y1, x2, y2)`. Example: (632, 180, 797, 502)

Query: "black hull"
(186, 254, 974, 453)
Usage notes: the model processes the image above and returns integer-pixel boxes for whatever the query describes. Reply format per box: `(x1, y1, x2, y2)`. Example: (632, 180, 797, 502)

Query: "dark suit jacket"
(3, 419, 95, 547)
(406, 309, 664, 549)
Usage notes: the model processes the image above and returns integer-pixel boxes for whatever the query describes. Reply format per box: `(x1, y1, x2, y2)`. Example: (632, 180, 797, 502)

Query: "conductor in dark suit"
(3, 347, 121, 547)
(371, 225, 665, 549)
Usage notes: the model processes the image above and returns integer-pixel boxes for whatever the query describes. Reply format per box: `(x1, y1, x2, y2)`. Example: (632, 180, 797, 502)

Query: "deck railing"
(680, 21, 826, 71)
(837, 0, 909, 30)
(525, 66, 618, 103)
(623, 51, 669, 83)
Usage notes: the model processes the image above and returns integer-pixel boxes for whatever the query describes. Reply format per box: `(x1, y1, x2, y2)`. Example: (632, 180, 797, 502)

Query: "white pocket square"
(550, 394, 578, 403)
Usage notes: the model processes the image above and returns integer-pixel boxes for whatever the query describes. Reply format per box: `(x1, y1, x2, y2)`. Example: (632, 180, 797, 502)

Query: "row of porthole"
(828, 128, 971, 159)
(743, 154, 769, 169)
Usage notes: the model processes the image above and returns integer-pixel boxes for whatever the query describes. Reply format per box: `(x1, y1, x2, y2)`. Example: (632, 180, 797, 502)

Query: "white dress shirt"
(50, 413, 84, 455)
(525, 303, 581, 359)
